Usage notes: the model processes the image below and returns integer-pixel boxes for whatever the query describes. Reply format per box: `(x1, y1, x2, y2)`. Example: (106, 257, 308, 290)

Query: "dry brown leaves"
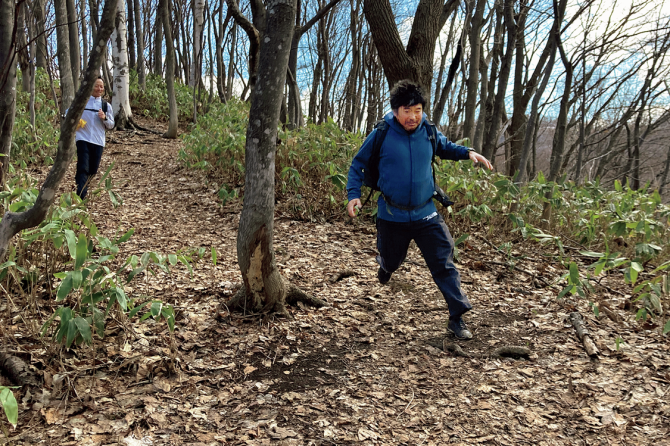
(1, 117, 668, 445)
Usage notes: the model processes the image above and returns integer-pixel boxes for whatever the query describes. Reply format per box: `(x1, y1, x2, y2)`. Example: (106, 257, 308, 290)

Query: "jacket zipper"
(408, 133, 413, 221)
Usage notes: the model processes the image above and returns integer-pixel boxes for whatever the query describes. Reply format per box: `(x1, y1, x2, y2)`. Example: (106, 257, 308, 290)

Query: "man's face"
(393, 104, 423, 132)
(93, 79, 105, 98)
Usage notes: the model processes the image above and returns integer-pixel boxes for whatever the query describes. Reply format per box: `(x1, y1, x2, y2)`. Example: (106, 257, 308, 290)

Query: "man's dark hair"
(390, 80, 427, 110)
(97, 76, 103, 81)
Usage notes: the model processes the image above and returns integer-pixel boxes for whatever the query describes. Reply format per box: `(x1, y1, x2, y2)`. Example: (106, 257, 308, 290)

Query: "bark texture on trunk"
(66, 0, 81, 89)
(191, 0, 205, 88)
(235, 0, 297, 314)
(33, 0, 48, 69)
(0, 0, 17, 185)
(133, 0, 145, 88)
(159, 0, 178, 138)
(462, 0, 486, 140)
(230, 0, 325, 315)
(363, 0, 458, 116)
(0, 0, 117, 261)
(55, 0, 75, 113)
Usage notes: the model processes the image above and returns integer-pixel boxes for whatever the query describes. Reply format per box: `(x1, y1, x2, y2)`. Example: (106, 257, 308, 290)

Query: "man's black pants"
(376, 214, 472, 319)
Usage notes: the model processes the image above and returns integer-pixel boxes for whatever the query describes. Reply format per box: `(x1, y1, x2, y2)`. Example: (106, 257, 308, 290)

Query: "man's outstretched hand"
(469, 151, 493, 170)
(347, 198, 362, 218)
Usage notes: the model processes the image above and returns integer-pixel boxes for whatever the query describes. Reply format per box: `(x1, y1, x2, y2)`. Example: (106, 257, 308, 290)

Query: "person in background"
(74, 76, 114, 199)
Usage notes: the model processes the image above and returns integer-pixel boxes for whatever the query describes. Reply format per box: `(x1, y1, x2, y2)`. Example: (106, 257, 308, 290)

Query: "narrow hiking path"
(6, 118, 669, 445)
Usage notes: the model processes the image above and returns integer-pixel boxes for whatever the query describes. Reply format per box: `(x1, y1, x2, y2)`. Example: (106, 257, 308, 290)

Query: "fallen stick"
(442, 341, 531, 359)
(569, 312, 599, 357)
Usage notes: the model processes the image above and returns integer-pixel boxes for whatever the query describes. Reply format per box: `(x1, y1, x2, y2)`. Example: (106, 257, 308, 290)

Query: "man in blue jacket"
(346, 80, 492, 340)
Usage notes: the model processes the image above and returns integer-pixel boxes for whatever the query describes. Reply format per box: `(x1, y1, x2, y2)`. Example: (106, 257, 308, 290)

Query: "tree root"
(442, 341, 531, 360)
(221, 281, 326, 320)
(0, 351, 40, 388)
(285, 282, 327, 308)
(329, 270, 355, 283)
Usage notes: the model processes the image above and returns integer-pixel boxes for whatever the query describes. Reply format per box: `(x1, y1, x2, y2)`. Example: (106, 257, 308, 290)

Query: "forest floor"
(2, 116, 669, 446)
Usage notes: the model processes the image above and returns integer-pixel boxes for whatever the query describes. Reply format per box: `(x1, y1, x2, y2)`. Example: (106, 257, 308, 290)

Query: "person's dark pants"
(376, 214, 472, 319)
(75, 140, 104, 199)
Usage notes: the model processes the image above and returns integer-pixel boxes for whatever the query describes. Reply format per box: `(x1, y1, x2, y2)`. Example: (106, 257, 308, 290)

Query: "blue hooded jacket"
(347, 112, 471, 222)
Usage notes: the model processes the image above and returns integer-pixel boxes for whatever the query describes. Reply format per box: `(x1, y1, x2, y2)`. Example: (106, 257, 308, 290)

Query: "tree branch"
(298, 0, 342, 36)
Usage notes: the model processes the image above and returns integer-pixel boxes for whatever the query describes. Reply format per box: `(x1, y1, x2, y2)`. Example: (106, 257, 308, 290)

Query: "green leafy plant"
(0, 386, 18, 429)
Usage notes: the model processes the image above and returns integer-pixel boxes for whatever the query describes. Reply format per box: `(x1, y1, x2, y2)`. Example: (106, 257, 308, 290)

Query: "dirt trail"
(6, 119, 669, 445)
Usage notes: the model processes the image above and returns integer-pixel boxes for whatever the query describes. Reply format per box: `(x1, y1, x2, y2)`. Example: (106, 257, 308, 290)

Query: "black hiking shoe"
(378, 267, 392, 285)
(448, 317, 473, 340)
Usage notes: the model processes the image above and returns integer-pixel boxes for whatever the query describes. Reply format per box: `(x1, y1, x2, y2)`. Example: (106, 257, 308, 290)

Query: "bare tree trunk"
(462, 0, 486, 140)
(231, 0, 325, 315)
(433, 33, 463, 128)
(160, 0, 178, 137)
(111, 0, 133, 128)
(81, 0, 89, 65)
(17, 4, 30, 92)
(517, 44, 556, 184)
(25, 1, 37, 129)
(191, 0, 205, 89)
(66, 0, 81, 89)
(32, 0, 48, 69)
(658, 145, 670, 197)
(227, 0, 260, 98)
(226, 22, 236, 101)
(126, 0, 136, 69)
(363, 0, 459, 116)
(133, 0, 145, 88)
(214, 0, 230, 101)
(0, 0, 117, 260)
(154, 9, 163, 74)
(0, 0, 17, 185)
(286, 0, 342, 129)
(541, 0, 572, 224)
(55, 0, 75, 113)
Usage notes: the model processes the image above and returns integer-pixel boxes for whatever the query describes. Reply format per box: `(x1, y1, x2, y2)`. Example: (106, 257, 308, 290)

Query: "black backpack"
(360, 119, 453, 210)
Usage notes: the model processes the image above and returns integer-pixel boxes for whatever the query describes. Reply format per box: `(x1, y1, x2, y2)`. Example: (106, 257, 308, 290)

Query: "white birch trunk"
(190, 0, 205, 88)
(110, 0, 132, 127)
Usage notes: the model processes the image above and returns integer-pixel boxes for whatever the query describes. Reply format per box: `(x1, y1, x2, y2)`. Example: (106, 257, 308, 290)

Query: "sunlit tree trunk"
(111, 0, 133, 128)
(191, 0, 205, 88)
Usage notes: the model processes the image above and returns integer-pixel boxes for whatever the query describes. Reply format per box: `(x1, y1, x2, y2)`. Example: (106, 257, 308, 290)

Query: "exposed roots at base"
(221, 281, 326, 320)
(285, 283, 327, 308)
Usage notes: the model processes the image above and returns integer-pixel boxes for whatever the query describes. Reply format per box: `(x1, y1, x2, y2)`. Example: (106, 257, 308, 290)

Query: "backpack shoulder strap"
(371, 120, 389, 158)
(101, 100, 108, 114)
(360, 120, 389, 209)
(424, 118, 438, 160)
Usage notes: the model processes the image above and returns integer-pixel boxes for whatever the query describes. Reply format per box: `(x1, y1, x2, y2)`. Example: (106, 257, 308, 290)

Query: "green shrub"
(180, 106, 363, 220)
(129, 71, 194, 121)
(12, 68, 60, 167)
